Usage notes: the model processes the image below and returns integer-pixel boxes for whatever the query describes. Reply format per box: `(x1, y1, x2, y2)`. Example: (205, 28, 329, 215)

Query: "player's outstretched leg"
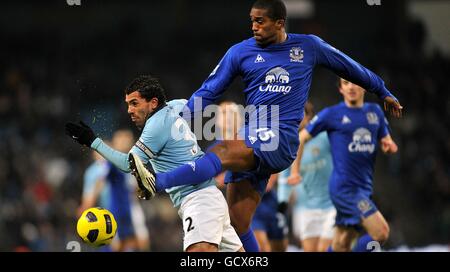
(128, 153, 157, 200)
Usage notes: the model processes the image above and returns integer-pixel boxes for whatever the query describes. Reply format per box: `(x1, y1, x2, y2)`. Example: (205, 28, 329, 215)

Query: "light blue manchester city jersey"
(278, 132, 333, 210)
(130, 99, 215, 207)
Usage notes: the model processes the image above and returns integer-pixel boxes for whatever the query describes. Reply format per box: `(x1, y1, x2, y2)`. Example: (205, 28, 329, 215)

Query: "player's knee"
(211, 141, 253, 171)
(186, 242, 218, 252)
(229, 211, 251, 235)
(372, 224, 390, 244)
(332, 239, 352, 252)
(228, 205, 254, 235)
(332, 234, 353, 252)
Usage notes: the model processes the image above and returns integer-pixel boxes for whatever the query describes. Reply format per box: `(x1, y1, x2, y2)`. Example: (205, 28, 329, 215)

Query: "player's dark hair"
(252, 0, 287, 21)
(336, 76, 343, 88)
(125, 75, 167, 106)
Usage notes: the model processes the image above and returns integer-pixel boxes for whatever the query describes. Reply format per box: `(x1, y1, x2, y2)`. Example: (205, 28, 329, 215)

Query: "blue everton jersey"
(105, 162, 132, 220)
(306, 102, 390, 193)
(130, 99, 215, 207)
(186, 34, 394, 123)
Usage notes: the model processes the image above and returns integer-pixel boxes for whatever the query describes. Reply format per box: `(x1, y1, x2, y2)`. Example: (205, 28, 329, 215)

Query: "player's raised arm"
(65, 121, 131, 172)
(310, 35, 403, 118)
(185, 45, 240, 117)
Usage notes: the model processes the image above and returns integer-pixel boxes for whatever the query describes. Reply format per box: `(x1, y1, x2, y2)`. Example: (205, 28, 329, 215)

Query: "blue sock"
(155, 152, 222, 191)
(352, 234, 375, 252)
(327, 245, 333, 252)
(239, 229, 260, 252)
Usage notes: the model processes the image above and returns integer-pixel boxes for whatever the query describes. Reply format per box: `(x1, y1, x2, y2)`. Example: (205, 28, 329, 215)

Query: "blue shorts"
(330, 187, 378, 230)
(251, 194, 288, 240)
(251, 213, 287, 240)
(224, 121, 299, 196)
(115, 215, 135, 240)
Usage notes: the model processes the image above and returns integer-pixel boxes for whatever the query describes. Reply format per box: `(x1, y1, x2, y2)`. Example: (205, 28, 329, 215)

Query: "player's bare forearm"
(289, 129, 312, 185)
(266, 173, 279, 192)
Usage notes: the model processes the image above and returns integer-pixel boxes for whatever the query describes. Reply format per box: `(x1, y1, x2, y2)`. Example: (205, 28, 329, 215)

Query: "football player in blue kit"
(295, 78, 399, 252)
(278, 102, 335, 252)
(124, 0, 403, 252)
(251, 173, 289, 252)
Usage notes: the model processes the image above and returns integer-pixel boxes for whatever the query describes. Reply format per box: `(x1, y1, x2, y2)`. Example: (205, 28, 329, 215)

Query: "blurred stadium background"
(0, 0, 449, 251)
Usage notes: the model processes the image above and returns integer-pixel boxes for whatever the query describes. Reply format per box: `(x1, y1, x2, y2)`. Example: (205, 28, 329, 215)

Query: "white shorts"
(178, 186, 242, 252)
(293, 208, 336, 240)
(131, 199, 150, 240)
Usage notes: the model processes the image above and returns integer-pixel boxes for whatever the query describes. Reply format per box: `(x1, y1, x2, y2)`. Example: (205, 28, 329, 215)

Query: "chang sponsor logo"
(259, 67, 292, 95)
(348, 128, 375, 153)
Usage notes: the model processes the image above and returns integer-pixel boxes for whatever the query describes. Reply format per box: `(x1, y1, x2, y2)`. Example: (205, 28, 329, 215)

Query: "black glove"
(65, 121, 96, 147)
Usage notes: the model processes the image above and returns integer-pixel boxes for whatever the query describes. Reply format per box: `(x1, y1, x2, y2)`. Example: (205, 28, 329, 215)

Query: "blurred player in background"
(107, 129, 150, 251)
(251, 173, 289, 252)
(78, 151, 110, 217)
(117, 0, 402, 252)
(295, 78, 398, 252)
(278, 102, 335, 252)
(213, 101, 243, 190)
(77, 151, 112, 252)
(77, 130, 150, 252)
(66, 75, 243, 252)
(214, 101, 288, 252)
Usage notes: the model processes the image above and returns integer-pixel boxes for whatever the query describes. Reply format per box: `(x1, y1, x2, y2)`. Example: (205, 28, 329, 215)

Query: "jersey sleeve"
(91, 138, 130, 172)
(186, 44, 240, 116)
(306, 108, 331, 137)
(309, 35, 396, 101)
(130, 118, 169, 165)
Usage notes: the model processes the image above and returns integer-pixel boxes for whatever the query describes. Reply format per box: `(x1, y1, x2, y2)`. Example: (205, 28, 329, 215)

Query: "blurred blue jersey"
(105, 162, 135, 239)
(306, 102, 390, 226)
(130, 99, 215, 207)
(306, 102, 390, 193)
(186, 34, 394, 124)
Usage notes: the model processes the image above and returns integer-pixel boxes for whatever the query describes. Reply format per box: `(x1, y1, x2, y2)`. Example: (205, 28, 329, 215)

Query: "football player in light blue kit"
(66, 75, 243, 252)
(278, 102, 335, 252)
(296, 78, 399, 252)
(128, 0, 402, 252)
